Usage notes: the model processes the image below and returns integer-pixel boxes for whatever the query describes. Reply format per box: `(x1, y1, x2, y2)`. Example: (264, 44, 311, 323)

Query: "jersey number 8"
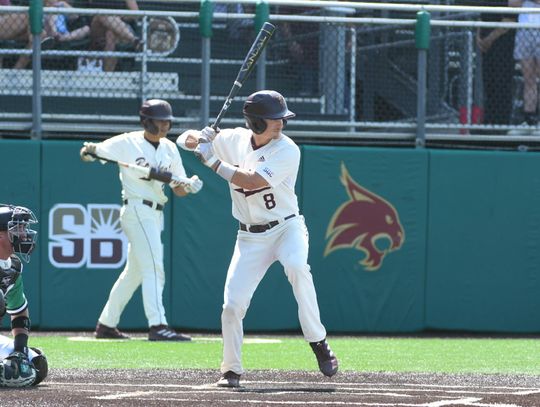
(263, 193, 276, 209)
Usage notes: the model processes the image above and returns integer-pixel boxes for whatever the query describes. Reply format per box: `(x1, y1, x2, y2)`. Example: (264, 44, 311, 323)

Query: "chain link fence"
(1, 1, 540, 144)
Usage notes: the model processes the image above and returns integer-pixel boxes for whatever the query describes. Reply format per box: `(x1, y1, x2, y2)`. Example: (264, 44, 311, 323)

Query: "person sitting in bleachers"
(44, 0, 90, 42)
(83, 0, 141, 72)
(0, 0, 54, 69)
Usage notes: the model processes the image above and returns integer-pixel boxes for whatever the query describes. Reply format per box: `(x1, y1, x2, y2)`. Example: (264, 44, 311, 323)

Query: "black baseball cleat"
(95, 323, 130, 339)
(310, 339, 339, 377)
(216, 370, 241, 388)
(148, 325, 191, 341)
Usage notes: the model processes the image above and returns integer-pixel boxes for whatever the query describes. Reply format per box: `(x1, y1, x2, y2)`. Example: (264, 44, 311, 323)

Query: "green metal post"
(255, 0, 270, 89)
(29, 0, 43, 35)
(255, 0, 269, 32)
(415, 10, 430, 148)
(199, 0, 213, 127)
(30, 0, 44, 139)
(415, 10, 431, 50)
(199, 0, 213, 38)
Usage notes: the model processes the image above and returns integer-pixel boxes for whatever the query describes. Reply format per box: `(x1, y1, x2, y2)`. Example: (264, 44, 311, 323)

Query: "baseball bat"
(86, 153, 190, 184)
(211, 21, 276, 130)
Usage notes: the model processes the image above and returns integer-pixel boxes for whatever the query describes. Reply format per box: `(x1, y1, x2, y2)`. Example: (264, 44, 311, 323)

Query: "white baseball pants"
(98, 203, 167, 328)
(220, 216, 327, 375)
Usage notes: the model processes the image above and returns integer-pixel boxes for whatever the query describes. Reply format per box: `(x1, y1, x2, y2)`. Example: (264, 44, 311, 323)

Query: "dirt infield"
(3, 368, 540, 406)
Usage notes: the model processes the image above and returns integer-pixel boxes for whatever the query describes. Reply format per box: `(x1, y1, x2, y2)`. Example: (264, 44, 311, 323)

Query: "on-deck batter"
(177, 90, 338, 387)
(80, 99, 203, 341)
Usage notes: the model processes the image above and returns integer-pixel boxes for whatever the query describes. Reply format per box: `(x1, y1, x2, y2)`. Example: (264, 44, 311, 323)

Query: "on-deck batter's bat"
(211, 21, 276, 130)
(85, 152, 191, 184)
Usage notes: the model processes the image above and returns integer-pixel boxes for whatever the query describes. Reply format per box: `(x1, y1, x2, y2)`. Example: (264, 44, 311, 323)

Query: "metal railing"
(1, 1, 540, 149)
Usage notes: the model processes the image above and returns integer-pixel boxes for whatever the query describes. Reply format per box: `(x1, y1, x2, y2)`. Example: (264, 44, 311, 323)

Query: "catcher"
(0, 204, 48, 387)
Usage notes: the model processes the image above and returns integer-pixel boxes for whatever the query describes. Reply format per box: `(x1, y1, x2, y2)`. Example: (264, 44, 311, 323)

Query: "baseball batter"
(80, 99, 202, 341)
(177, 90, 338, 387)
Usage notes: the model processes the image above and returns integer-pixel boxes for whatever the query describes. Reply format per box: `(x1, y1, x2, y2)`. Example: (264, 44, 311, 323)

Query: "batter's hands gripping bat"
(211, 21, 276, 131)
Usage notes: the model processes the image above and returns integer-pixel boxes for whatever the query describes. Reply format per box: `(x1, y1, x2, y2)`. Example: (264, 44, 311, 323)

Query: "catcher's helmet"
(139, 99, 174, 135)
(0, 205, 38, 263)
(243, 90, 295, 134)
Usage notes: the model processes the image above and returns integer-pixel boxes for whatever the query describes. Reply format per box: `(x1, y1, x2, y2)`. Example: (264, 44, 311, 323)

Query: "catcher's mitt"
(0, 351, 37, 388)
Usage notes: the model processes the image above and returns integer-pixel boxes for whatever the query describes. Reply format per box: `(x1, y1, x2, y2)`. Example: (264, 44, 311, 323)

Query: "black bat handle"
(211, 22, 275, 130)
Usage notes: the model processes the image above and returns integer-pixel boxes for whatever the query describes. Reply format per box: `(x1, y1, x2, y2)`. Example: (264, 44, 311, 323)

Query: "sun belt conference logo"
(49, 204, 128, 269)
(324, 163, 405, 271)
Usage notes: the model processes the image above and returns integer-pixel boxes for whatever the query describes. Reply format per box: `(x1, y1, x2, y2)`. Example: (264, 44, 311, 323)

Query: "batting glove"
(194, 140, 219, 168)
(169, 175, 203, 194)
(185, 175, 203, 194)
(80, 142, 98, 162)
(200, 126, 219, 142)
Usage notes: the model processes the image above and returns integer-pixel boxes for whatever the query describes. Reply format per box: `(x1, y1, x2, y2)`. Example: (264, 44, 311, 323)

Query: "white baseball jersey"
(95, 131, 187, 205)
(213, 127, 300, 224)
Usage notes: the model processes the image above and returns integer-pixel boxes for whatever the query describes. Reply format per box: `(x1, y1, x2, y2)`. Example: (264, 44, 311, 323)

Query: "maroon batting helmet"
(139, 99, 174, 135)
(243, 90, 295, 134)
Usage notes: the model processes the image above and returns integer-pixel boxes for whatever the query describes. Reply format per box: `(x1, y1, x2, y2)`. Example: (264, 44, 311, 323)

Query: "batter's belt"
(123, 199, 164, 211)
(239, 214, 296, 233)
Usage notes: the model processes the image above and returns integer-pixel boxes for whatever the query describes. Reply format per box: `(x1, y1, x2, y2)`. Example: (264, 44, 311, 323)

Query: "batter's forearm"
(213, 161, 268, 189)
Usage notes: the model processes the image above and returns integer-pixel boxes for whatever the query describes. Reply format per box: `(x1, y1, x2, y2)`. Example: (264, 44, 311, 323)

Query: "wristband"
(215, 161, 237, 182)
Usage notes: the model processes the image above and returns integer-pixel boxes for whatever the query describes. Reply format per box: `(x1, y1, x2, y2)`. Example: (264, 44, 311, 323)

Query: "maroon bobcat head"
(324, 163, 405, 271)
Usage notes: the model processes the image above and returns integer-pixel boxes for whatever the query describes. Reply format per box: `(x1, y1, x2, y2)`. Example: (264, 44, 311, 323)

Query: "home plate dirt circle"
(4, 369, 540, 406)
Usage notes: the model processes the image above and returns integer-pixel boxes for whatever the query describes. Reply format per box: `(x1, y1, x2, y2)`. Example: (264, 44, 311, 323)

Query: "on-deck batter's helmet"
(0, 205, 38, 263)
(243, 90, 295, 134)
(139, 99, 174, 135)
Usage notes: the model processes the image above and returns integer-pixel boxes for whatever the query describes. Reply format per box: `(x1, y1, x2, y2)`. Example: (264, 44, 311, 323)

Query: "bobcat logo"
(324, 163, 405, 271)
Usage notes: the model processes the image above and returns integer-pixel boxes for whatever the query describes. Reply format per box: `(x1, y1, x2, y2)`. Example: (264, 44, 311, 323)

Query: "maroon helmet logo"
(324, 163, 405, 271)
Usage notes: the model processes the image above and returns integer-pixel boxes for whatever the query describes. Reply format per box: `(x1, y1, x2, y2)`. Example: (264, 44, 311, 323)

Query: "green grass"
(30, 334, 540, 375)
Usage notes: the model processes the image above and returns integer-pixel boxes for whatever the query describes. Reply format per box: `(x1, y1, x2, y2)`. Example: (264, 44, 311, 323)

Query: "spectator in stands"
(0, 0, 54, 69)
(213, 2, 252, 41)
(84, 0, 141, 72)
(44, 0, 90, 42)
(509, 0, 540, 133)
(0, 0, 28, 43)
(476, 0, 515, 127)
(278, 6, 320, 96)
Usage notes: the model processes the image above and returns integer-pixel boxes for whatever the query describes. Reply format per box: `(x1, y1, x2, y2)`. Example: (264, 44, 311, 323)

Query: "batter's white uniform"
(212, 127, 327, 375)
(94, 131, 187, 328)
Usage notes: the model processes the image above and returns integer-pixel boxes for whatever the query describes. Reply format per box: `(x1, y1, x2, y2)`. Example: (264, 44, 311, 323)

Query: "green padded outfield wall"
(4, 139, 540, 333)
(425, 150, 540, 332)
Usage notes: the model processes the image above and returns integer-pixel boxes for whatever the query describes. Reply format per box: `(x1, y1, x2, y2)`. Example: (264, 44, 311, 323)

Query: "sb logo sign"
(48, 204, 128, 269)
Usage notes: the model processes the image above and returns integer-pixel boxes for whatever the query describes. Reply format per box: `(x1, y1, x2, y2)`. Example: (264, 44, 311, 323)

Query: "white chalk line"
(66, 336, 282, 344)
(88, 395, 525, 407)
